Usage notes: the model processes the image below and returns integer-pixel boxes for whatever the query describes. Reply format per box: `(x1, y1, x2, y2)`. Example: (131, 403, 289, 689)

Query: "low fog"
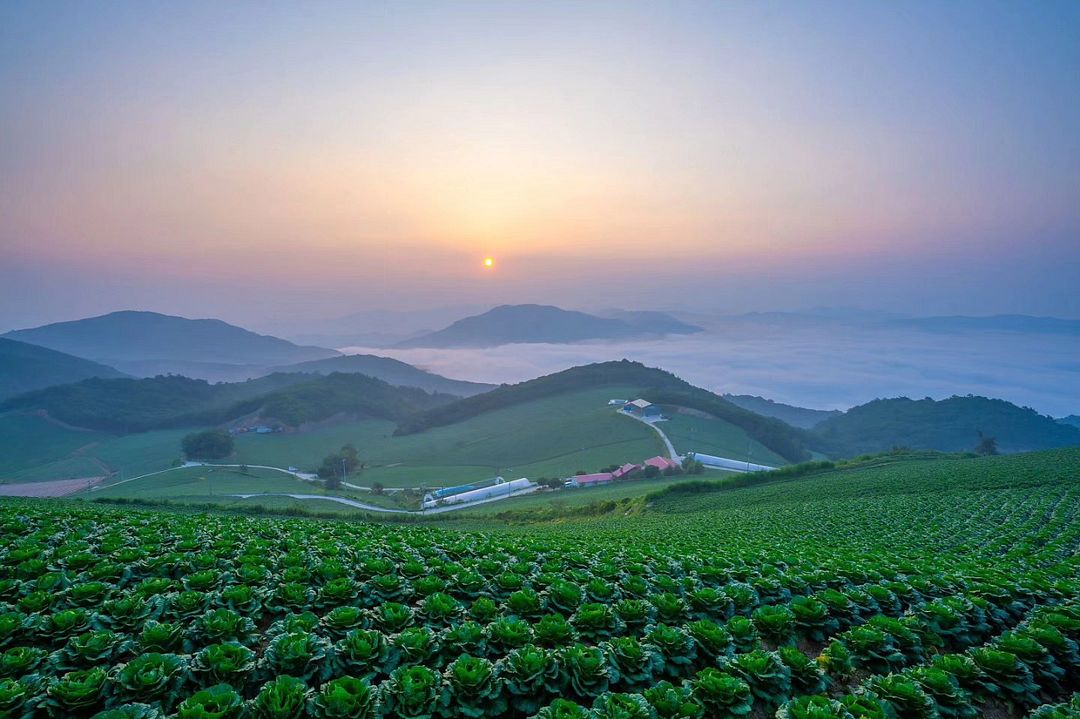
(344, 325, 1080, 418)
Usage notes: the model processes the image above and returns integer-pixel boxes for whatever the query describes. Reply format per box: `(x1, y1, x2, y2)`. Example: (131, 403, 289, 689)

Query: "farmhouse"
(565, 472, 614, 488)
(611, 462, 639, 479)
(623, 398, 662, 419)
(644, 455, 681, 472)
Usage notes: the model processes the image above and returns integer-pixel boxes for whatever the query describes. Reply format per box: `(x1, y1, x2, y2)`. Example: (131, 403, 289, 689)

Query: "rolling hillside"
(3, 311, 338, 379)
(397, 304, 701, 348)
(395, 360, 812, 463)
(0, 337, 126, 400)
(812, 395, 1080, 456)
(271, 354, 494, 397)
(0, 372, 453, 434)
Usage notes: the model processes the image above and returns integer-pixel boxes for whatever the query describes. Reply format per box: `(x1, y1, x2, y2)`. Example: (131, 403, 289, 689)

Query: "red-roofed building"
(565, 472, 614, 487)
(644, 456, 680, 471)
(612, 463, 639, 479)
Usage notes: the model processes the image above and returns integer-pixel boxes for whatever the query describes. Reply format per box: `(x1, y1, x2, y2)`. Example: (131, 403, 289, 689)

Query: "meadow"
(0, 448, 1076, 719)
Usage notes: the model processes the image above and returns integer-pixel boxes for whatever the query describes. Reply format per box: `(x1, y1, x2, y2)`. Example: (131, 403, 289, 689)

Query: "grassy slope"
(232, 386, 665, 487)
(662, 413, 788, 466)
(0, 413, 189, 483)
(3, 385, 787, 495)
(88, 466, 339, 500)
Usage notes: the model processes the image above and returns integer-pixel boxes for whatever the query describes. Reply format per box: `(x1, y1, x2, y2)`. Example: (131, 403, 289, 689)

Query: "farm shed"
(688, 452, 775, 473)
(623, 398, 662, 418)
(565, 472, 614, 488)
(421, 477, 535, 509)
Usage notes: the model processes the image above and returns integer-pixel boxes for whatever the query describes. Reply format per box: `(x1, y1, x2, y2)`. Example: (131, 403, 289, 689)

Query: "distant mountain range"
(397, 304, 702, 348)
(723, 394, 841, 429)
(270, 354, 494, 397)
(3, 311, 338, 380)
(0, 338, 128, 401)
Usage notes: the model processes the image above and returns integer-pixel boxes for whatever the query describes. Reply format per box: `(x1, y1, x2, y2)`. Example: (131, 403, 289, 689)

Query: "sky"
(2, 1, 1079, 331)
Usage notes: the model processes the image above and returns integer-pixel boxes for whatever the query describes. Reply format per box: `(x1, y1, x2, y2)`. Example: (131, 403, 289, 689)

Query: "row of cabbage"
(0, 462, 1077, 718)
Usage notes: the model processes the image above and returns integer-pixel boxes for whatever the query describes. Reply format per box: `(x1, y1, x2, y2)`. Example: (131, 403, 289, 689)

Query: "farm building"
(688, 452, 775, 473)
(565, 472, 614, 488)
(612, 463, 639, 479)
(644, 455, 681, 472)
(623, 399, 662, 419)
(422, 477, 535, 509)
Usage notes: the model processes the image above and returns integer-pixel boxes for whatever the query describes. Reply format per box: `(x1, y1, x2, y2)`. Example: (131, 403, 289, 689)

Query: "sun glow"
(483, 257, 494, 268)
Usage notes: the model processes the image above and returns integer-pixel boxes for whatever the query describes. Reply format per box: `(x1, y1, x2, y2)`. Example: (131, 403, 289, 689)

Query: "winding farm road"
(620, 412, 679, 459)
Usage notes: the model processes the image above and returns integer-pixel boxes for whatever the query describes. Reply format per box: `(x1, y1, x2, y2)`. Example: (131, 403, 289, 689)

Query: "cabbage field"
(0, 448, 1077, 719)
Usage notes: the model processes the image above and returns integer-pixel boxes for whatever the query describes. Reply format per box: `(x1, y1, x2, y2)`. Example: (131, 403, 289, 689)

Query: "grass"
(86, 466, 329, 500)
(0, 412, 189, 483)
(232, 386, 667, 487)
(661, 412, 788, 466)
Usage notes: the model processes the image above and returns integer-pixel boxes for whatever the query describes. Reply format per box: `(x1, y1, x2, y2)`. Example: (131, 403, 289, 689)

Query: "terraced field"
(0, 448, 1076, 718)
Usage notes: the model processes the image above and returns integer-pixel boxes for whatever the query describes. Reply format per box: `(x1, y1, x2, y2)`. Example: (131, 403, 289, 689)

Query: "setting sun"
(483, 257, 494, 268)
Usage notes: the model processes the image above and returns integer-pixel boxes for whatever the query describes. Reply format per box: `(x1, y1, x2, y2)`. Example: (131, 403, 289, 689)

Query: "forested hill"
(0, 372, 453, 433)
(392, 360, 688, 435)
(392, 360, 813, 464)
(0, 338, 127, 400)
(272, 354, 494, 397)
(640, 387, 814, 463)
(812, 395, 1080, 456)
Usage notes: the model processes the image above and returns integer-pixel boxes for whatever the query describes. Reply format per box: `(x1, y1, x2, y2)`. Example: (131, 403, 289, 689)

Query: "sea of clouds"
(342, 325, 1080, 417)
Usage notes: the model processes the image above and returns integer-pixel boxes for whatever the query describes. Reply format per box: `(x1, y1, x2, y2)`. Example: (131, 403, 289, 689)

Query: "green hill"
(0, 372, 453, 434)
(395, 360, 812, 463)
(812, 395, 1080, 456)
(3, 310, 338, 379)
(0, 337, 127, 400)
(270, 354, 494, 397)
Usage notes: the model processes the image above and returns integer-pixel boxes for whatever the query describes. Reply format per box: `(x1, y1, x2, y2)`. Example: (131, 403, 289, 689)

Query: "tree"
(643, 464, 661, 479)
(975, 431, 999, 456)
(317, 444, 362, 480)
(371, 482, 385, 495)
(181, 429, 234, 460)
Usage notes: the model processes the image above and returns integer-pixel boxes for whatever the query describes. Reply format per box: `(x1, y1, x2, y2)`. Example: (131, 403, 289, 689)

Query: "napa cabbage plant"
(688, 668, 752, 717)
(174, 684, 245, 719)
(249, 675, 311, 719)
(641, 680, 703, 719)
(380, 665, 442, 719)
(603, 636, 661, 691)
(438, 654, 505, 718)
(863, 674, 937, 719)
(262, 631, 332, 682)
(44, 667, 108, 716)
(645, 625, 696, 679)
(496, 644, 559, 716)
(112, 652, 189, 711)
(191, 642, 256, 686)
(0, 676, 40, 719)
(590, 691, 655, 719)
(332, 628, 392, 680)
(531, 698, 590, 719)
(558, 643, 611, 701)
(312, 676, 378, 719)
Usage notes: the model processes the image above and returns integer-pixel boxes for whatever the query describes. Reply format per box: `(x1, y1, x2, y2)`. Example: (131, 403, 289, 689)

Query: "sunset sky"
(2, 1, 1078, 330)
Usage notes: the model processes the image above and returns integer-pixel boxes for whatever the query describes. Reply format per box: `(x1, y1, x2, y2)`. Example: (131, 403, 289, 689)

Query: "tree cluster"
(180, 429, 234, 460)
